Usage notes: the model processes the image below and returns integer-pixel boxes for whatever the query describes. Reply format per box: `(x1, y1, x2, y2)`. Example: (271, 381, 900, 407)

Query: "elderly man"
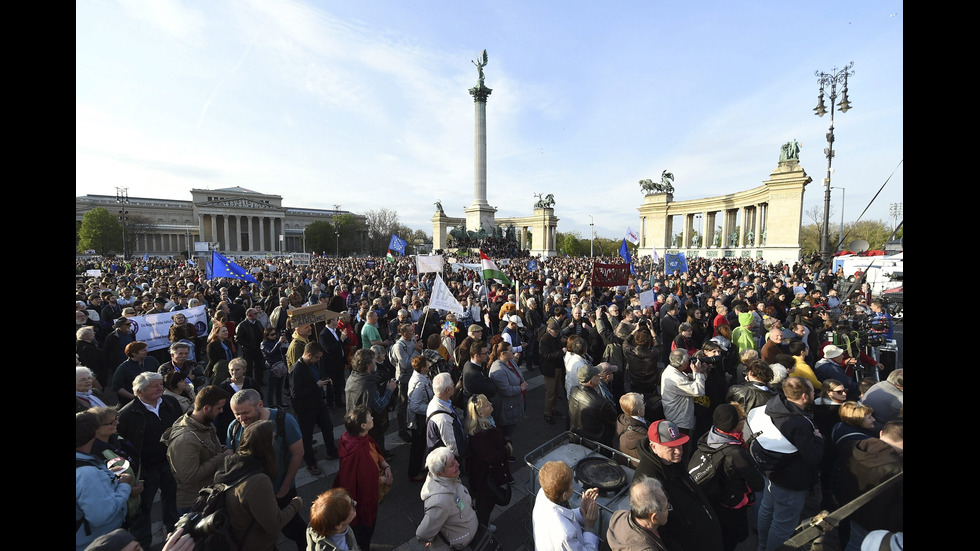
(117, 372, 182, 549)
(660, 349, 708, 444)
(815, 344, 859, 396)
(392, 322, 423, 442)
(606, 477, 671, 551)
(162, 385, 233, 513)
(634, 419, 723, 551)
(569, 364, 619, 446)
(760, 327, 785, 364)
(158, 341, 205, 388)
(425, 372, 468, 460)
(454, 323, 484, 366)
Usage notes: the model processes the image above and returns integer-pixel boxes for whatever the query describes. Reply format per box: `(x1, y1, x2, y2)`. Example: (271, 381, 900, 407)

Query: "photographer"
(660, 349, 707, 458)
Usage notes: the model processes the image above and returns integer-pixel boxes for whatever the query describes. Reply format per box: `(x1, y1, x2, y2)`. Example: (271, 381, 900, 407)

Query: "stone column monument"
(465, 49, 497, 234)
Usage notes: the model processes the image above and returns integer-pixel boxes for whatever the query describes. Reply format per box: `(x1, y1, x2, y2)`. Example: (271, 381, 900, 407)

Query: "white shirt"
(531, 488, 599, 551)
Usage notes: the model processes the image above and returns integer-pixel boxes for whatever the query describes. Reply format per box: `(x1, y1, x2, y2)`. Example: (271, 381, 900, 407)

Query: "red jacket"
(333, 432, 382, 526)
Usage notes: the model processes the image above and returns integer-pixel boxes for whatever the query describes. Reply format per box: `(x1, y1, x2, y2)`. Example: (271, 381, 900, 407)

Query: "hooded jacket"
(634, 437, 724, 551)
(764, 394, 824, 491)
(605, 509, 668, 551)
(416, 474, 478, 550)
(834, 437, 903, 532)
(162, 412, 227, 508)
(213, 454, 301, 551)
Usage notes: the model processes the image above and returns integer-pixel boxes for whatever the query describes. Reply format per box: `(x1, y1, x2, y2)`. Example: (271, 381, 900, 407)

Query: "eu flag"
(619, 239, 636, 275)
(527, 259, 538, 272)
(664, 252, 689, 274)
(389, 234, 407, 255)
(210, 251, 258, 283)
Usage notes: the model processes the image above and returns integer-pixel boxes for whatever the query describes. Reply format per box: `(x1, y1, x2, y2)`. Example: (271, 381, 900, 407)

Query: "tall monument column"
(465, 49, 497, 235)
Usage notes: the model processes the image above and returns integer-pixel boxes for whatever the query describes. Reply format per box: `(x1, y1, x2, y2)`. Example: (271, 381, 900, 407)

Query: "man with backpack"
(754, 377, 824, 551)
(391, 323, 422, 443)
(688, 403, 765, 551)
(226, 388, 308, 551)
(163, 385, 233, 514)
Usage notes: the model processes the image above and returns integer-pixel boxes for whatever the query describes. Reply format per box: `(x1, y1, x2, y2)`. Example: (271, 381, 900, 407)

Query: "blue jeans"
(757, 477, 807, 551)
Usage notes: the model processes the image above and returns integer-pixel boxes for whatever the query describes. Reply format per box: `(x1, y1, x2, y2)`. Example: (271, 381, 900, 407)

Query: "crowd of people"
(76, 251, 901, 551)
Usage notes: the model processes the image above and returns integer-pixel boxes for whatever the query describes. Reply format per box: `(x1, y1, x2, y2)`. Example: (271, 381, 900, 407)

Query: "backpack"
(744, 405, 805, 473)
(425, 409, 468, 458)
(688, 444, 754, 509)
(180, 465, 263, 551)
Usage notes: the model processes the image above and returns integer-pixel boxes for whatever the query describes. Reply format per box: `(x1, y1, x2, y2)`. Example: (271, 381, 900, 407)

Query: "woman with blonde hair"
(465, 394, 513, 529)
(831, 401, 879, 449)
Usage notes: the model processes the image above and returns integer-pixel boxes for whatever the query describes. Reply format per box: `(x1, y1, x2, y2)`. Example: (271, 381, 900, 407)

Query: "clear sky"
(76, 0, 903, 243)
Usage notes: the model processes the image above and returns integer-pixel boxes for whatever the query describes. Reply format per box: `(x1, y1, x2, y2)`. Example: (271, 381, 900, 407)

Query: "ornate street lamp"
(814, 62, 854, 264)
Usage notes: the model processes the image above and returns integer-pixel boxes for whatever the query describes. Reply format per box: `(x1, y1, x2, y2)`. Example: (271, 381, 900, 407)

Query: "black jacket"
(634, 436, 723, 551)
(537, 332, 565, 378)
(568, 385, 618, 446)
(765, 395, 824, 491)
(461, 361, 495, 401)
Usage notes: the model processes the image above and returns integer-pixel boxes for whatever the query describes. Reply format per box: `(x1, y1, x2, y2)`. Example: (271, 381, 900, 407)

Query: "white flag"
(429, 273, 464, 315)
(651, 244, 660, 264)
(415, 254, 444, 274)
(625, 226, 640, 245)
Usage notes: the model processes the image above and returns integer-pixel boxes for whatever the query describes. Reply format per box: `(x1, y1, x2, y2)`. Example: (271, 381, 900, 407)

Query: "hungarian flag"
(480, 250, 512, 286)
(386, 250, 395, 263)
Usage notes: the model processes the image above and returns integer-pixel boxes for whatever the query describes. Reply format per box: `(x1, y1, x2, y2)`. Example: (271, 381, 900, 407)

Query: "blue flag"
(619, 239, 637, 275)
(389, 234, 407, 255)
(210, 251, 258, 283)
(206, 260, 212, 280)
(664, 252, 689, 274)
(143, 252, 149, 261)
(186, 259, 196, 267)
(527, 259, 538, 272)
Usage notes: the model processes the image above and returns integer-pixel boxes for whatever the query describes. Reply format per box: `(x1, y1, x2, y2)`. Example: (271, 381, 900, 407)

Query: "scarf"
(76, 390, 108, 408)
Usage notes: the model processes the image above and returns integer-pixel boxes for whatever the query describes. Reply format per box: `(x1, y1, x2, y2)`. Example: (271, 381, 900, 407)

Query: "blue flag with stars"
(619, 239, 636, 275)
(527, 259, 538, 272)
(664, 252, 689, 274)
(210, 251, 258, 283)
(389, 234, 407, 255)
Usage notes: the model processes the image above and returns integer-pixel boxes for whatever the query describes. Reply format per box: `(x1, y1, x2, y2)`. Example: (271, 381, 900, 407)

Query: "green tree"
(304, 220, 335, 255)
(334, 213, 367, 256)
(78, 207, 123, 255)
(364, 208, 401, 254)
(556, 231, 584, 256)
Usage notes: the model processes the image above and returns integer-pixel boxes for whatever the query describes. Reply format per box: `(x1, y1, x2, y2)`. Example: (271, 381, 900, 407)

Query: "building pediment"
(198, 198, 283, 211)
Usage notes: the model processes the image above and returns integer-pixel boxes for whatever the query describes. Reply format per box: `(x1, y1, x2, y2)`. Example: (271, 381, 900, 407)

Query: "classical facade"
(75, 187, 366, 257)
(637, 158, 812, 264)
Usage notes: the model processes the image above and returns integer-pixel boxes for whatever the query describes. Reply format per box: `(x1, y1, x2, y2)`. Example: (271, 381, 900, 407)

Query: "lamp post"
(589, 215, 594, 258)
(814, 62, 854, 264)
(831, 186, 845, 252)
(889, 202, 903, 232)
(115, 187, 129, 259)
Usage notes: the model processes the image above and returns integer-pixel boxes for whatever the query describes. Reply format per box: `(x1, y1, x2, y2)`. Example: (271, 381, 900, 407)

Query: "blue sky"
(76, 0, 903, 243)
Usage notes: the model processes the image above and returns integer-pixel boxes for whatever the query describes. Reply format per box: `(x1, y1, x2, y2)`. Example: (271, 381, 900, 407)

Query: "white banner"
(129, 305, 209, 352)
(639, 289, 656, 310)
(415, 254, 445, 274)
(429, 273, 464, 315)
